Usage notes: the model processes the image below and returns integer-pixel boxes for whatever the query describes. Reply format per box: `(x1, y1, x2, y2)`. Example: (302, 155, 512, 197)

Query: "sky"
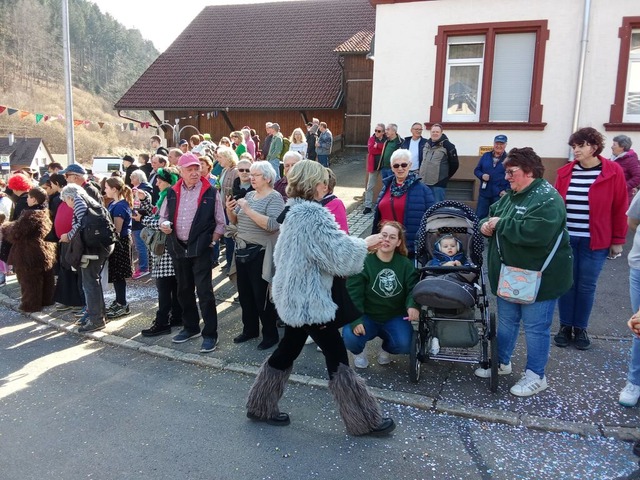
(89, 0, 294, 52)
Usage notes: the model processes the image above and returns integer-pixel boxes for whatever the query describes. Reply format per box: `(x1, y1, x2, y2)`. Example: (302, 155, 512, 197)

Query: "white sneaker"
(510, 369, 548, 397)
(354, 352, 369, 369)
(377, 349, 391, 365)
(474, 362, 512, 378)
(304, 336, 315, 345)
(428, 337, 440, 355)
(619, 382, 640, 407)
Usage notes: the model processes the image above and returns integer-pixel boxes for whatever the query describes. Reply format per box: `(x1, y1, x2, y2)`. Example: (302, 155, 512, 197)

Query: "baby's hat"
(434, 234, 462, 253)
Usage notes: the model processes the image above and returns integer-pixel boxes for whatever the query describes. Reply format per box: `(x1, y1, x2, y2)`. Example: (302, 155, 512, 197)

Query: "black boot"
(246, 360, 291, 426)
(328, 364, 395, 436)
(553, 325, 573, 347)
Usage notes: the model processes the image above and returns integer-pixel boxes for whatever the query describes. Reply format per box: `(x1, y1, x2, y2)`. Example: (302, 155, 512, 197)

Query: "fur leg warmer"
(246, 359, 292, 419)
(328, 364, 383, 436)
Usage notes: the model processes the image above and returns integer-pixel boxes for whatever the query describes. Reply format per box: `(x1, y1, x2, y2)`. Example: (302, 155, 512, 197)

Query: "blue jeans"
(132, 229, 148, 272)
(557, 236, 608, 329)
(476, 195, 499, 221)
(317, 155, 329, 167)
(268, 158, 281, 181)
(628, 268, 640, 385)
(342, 315, 412, 355)
(496, 297, 556, 378)
(428, 186, 446, 203)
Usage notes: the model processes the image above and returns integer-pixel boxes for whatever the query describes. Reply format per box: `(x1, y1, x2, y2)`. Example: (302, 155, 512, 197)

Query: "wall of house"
(162, 109, 345, 149)
(371, 0, 640, 160)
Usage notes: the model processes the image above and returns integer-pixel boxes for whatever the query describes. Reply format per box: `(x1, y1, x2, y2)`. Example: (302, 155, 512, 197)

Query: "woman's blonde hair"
(216, 146, 239, 167)
(286, 160, 328, 201)
(290, 127, 305, 144)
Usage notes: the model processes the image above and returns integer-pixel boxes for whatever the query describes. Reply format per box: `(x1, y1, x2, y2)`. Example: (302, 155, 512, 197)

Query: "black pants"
(155, 276, 182, 326)
(268, 324, 349, 379)
(236, 250, 278, 342)
(173, 251, 218, 338)
(113, 279, 127, 305)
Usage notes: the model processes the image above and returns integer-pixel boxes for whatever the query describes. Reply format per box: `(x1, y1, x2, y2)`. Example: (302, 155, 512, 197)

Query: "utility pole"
(62, 0, 76, 164)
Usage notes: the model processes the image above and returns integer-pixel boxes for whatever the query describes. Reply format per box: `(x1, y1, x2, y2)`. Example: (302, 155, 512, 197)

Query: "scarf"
(390, 171, 419, 198)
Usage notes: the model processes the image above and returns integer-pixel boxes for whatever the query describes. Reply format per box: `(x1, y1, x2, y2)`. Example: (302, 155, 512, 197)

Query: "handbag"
(140, 226, 167, 256)
(495, 233, 563, 304)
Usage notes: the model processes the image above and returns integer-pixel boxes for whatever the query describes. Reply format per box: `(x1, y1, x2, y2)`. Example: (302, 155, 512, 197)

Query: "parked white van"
(92, 157, 123, 178)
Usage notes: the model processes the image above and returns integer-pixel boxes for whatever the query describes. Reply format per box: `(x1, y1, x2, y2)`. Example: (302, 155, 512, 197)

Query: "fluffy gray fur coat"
(272, 199, 367, 327)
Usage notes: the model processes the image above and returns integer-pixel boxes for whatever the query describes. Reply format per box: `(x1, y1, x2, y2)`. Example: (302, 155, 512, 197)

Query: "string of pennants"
(0, 105, 156, 131)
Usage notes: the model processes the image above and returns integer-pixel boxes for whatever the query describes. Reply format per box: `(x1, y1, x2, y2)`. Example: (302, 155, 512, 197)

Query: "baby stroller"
(410, 200, 498, 392)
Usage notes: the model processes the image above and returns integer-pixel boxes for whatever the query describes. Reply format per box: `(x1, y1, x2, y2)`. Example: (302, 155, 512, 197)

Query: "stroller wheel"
(489, 312, 499, 393)
(409, 329, 421, 383)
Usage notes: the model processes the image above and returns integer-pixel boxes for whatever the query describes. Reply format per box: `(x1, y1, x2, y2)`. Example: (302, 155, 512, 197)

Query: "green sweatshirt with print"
(347, 252, 419, 328)
(480, 178, 573, 301)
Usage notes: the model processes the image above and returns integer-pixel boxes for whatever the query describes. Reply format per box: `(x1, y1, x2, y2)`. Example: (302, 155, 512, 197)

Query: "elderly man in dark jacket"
(159, 152, 225, 353)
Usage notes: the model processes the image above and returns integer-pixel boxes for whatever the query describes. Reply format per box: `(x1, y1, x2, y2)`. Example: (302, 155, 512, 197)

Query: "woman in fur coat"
(246, 160, 395, 436)
(2, 187, 55, 312)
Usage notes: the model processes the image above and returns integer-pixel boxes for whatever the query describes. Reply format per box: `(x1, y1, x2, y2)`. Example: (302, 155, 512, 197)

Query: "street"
(1, 308, 638, 480)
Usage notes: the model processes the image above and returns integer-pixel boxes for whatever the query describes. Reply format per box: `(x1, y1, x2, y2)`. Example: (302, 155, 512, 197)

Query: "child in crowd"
(427, 234, 470, 267)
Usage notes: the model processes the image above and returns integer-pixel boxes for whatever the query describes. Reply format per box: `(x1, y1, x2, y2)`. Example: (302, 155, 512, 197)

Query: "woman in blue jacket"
(372, 149, 435, 257)
(474, 135, 510, 219)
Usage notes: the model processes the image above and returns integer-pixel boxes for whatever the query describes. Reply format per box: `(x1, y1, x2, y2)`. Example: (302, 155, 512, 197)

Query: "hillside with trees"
(0, 0, 160, 161)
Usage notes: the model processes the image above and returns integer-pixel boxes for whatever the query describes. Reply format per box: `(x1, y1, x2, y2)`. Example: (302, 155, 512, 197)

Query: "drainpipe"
(572, 0, 592, 133)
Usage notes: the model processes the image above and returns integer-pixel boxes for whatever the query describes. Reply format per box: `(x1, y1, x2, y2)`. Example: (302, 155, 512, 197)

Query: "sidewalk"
(2, 152, 638, 441)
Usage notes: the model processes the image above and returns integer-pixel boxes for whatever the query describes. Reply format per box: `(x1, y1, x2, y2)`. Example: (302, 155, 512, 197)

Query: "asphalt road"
(1, 307, 639, 480)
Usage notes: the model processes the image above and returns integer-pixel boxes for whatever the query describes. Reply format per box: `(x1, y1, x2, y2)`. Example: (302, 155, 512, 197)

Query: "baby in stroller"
(427, 234, 471, 267)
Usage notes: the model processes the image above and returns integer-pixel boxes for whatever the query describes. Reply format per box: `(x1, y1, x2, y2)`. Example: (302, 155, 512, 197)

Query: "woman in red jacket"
(554, 127, 628, 350)
(363, 124, 386, 214)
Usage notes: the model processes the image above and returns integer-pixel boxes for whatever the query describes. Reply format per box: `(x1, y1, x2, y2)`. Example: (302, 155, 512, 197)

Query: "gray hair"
(250, 160, 277, 186)
(60, 183, 91, 205)
(282, 151, 303, 163)
(390, 149, 412, 166)
(613, 135, 633, 151)
(376, 123, 385, 130)
(130, 170, 148, 184)
(386, 123, 398, 132)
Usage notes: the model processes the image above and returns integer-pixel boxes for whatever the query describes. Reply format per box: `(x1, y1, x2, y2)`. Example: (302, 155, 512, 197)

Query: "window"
(430, 21, 549, 130)
(607, 17, 640, 130)
(624, 30, 640, 122)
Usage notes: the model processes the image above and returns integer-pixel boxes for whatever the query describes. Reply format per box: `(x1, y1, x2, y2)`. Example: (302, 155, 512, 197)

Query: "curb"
(3, 292, 637, 442)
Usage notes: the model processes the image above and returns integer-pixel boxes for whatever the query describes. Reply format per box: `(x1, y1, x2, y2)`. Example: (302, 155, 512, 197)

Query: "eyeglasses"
(375, 130, 383, 133)
(238, 169, 250, 173)
(505, 167, 521, 177)
(392, 163, 409, 169)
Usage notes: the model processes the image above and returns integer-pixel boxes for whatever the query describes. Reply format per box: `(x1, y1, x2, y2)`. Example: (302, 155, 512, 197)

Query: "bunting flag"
(0, 103, 157, 132)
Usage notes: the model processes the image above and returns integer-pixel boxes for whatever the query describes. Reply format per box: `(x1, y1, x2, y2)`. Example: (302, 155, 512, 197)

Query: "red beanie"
(8, 174, 31, 192)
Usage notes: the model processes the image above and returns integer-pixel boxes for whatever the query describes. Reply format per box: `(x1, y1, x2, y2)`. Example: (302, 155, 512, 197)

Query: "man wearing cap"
(473, 134, 510, 219)
(266, 123, 284, 180)
(151, 135, 169, 157)
(159, 152, 225, 353)
(60, 164, 101, 203)
(122, 154, 139, 187)
(178, 139, 189, 154)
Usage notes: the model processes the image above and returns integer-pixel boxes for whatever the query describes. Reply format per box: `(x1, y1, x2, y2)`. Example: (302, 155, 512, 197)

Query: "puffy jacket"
(555, 157, 628, 249)
(372, 175, 435, 254)
(419, 133, 459, 187)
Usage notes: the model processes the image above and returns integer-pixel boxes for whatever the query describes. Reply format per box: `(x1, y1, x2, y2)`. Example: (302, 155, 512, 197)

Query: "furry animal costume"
(271, 198, 367, 327)
(2, 208, 56, 312)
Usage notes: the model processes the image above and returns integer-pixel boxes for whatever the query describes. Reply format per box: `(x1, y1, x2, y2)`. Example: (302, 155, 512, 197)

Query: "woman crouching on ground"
(245, 160, 395, 436)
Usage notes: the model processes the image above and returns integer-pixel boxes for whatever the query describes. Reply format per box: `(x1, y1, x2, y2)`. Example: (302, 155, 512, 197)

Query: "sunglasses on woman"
(392, 163, 408, 169)
(238, 168, 251, 173)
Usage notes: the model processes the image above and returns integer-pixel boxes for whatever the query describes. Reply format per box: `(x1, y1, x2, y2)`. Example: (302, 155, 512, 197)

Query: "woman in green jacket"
(474, 147, 572, 397)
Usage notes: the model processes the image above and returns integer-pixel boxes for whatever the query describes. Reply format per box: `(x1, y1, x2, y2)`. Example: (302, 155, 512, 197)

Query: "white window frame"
(623, 29, 640, 123)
